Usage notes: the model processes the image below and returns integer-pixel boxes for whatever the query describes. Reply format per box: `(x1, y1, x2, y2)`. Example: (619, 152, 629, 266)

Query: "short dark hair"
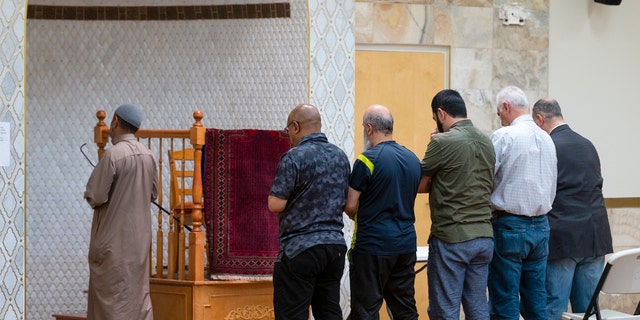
(431, 89, 467, 118)
(532, 98, 563, 120)
(116, 115, 139, 133)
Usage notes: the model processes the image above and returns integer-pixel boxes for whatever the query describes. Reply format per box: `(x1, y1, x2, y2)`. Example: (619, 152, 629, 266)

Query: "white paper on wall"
(0, 122, 9, 167)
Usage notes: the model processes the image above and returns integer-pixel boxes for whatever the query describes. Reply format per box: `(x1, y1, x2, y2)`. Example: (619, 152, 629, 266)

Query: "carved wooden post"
(155, 140, 164, 279)
(189, 110, 205, 281)
(93, 110, 110, 158)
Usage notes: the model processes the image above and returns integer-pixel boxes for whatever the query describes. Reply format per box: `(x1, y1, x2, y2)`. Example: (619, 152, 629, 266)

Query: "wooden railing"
(93, 109, 206, 281)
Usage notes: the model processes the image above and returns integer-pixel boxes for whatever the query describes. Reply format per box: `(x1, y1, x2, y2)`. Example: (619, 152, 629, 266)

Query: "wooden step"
(52, 313, 86, 320)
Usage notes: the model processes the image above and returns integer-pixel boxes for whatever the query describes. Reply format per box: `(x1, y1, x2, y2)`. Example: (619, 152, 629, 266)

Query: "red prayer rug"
(203, 129, 290, 277)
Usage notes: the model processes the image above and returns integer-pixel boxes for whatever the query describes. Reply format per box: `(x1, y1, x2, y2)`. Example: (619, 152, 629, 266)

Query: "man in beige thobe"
(84, 104, 158, 320)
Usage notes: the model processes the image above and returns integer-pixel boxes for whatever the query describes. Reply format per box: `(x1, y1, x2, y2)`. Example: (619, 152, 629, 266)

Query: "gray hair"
(364, 110, 393, 134)
(532, 98, 563, 120)
(496, 86, 529, 110)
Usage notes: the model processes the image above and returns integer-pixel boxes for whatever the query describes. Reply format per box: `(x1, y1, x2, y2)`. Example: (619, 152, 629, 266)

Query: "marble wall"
(355, 0, 549, 136)
(355, 0, 640, 314)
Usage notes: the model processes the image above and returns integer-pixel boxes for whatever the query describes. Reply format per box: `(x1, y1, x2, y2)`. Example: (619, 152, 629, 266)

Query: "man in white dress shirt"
(488, 86, 557, 320)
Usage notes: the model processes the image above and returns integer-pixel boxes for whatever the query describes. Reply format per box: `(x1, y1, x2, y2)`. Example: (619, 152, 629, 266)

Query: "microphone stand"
(80, 143, 192, 232)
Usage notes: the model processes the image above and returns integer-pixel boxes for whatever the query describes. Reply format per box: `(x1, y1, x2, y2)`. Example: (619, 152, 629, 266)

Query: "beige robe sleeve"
(84, 151, 115, 209)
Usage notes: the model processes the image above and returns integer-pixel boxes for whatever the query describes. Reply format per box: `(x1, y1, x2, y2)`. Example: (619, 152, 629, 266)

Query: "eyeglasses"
(284, 121, 297, 133)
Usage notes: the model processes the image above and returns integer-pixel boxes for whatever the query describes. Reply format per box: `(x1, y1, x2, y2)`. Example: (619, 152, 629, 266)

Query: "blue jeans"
(427, 236, 494, 320)
(488, 215, 550, 320)
(546, 256, 605, 320)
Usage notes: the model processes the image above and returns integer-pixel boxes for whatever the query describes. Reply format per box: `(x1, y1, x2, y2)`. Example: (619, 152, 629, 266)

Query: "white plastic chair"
(562, 248, 640, 320)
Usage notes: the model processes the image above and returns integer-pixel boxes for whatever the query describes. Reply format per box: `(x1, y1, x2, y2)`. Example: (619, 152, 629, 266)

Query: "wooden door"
(354, 46, 448, 319)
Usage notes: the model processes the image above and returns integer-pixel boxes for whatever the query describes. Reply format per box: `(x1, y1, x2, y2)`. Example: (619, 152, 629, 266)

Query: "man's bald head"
(289, 104, 322, 132)
(364, 104, 393, 135)
(286, 104, 323, 146)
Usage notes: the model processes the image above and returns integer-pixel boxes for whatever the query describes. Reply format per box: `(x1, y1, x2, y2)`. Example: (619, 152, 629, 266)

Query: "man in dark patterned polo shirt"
(268, 103, 351, 320)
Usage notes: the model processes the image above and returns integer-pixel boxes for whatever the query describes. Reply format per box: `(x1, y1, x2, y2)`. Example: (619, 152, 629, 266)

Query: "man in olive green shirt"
(419, 89, 495, 320)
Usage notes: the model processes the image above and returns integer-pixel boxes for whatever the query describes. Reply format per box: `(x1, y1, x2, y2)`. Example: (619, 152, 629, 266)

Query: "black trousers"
(273, 244, 347, 320)
(349, 251, 418, 320)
